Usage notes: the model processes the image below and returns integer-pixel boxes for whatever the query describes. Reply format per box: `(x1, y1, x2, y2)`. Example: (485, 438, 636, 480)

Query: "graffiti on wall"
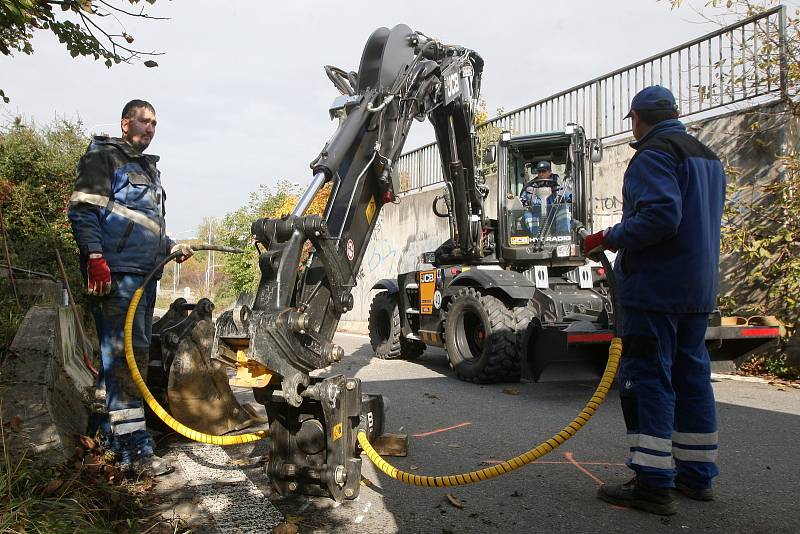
(594, 195, 623, 214)
(349, 217, 442, 320)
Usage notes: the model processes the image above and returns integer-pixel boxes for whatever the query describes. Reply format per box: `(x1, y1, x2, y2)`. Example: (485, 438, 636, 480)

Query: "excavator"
(144, 24, 490, 501)
(141, 24, 781, 503)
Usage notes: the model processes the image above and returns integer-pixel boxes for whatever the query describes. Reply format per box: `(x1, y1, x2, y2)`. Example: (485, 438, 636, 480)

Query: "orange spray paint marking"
(564, 452, 604, 485)
(412, 422, 472, 438)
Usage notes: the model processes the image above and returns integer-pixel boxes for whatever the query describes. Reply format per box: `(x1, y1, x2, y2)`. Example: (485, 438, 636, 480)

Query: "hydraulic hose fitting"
(288, 310, 310, 333)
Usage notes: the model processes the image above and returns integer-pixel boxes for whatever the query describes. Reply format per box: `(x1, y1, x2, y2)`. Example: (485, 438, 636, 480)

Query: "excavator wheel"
(368, 291, 402, 359)
(445, 287, 519, 383)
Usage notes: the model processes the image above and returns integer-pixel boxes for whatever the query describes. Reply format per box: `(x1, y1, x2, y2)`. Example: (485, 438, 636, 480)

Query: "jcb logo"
(421, 272, 435, 283)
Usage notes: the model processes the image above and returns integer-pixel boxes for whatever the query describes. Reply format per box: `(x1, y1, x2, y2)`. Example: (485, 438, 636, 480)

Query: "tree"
(668, 0, 800, 376)
(0, 0, 165, 102)
(215, 180, 331, 300)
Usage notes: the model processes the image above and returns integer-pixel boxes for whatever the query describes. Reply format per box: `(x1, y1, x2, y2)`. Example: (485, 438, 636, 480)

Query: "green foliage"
(0, 0, 163, 102)
(216, 181, 303, 299)
(739, 352, 800, 379)
(473, 99, 502, 177)
(720, 154, 800, 334)
(0, 118, 89, 355)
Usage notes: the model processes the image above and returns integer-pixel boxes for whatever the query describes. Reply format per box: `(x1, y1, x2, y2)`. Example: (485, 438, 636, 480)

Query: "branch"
(96, 0, 169, 20)
(77, 8, 164, 59)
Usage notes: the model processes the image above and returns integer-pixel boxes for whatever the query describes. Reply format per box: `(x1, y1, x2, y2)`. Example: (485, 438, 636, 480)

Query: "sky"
(1, 0, 735, 237)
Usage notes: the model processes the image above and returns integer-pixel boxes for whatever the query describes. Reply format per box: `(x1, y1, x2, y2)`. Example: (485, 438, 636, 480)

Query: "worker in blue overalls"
(583, 86, 725, 515)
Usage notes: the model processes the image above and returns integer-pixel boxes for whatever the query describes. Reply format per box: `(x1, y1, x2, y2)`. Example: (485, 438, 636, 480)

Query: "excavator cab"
(495, 125, 596, 269)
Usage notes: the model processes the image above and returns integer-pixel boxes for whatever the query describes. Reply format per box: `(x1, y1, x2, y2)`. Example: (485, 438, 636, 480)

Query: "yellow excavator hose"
(123, 287, 267, 445)
(357, 337, 622, 487)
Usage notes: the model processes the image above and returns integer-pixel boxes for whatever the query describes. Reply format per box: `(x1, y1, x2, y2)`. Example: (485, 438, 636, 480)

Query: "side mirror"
(589, 140, 603, 163)
(484, 145, 497, 165)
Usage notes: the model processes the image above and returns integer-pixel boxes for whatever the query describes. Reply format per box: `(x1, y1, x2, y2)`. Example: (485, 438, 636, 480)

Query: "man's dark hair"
(636, 107, 679, 126)
(121, 99, 155, 119)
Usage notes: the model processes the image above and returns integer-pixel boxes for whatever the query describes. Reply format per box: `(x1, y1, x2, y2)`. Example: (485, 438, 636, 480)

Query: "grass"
(0, 294, 24, 367)
(1, 419, 187, 534)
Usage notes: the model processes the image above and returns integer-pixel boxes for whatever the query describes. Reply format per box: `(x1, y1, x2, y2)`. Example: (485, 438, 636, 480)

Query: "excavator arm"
(225, 25, 485, 500)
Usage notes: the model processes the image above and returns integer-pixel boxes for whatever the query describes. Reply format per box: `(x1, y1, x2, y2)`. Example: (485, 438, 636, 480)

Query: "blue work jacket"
(604, 120, 726, 313)
(68, 136, 175, 276)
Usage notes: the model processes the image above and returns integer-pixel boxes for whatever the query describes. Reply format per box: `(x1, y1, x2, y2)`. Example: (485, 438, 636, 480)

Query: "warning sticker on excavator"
(333, 423, 343, 441)
(510, 236, 530, 245)
(346, 239, 355, 261)
(366, 196, 376, 225)
(419, 269, 436, 314)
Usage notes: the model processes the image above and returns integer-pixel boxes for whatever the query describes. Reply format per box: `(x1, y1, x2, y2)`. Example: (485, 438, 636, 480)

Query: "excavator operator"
(520, 161, 572, 236)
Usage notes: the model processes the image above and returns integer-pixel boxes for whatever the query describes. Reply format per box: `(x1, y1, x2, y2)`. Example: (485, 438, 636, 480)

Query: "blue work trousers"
(618, 307, 719, 489)
(91, 273, 157, 464)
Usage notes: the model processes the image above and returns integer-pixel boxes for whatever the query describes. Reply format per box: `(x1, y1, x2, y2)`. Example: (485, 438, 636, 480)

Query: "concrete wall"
(339, 101, 790, 333)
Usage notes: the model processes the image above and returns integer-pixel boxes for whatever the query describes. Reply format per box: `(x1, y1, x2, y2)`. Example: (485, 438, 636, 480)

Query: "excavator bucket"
(148, 299, 266, 436)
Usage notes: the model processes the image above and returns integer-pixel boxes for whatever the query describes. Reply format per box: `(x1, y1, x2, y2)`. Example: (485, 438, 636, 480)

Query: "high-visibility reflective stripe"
(672, 431, 718, 446)
(70, 191, 109, 207)
(70, 191, 161, 236)
(628, 433, 672, 452)
(108, 407, 146, 423)
(112, 421, 147, 435)
(630, 451, 674, 470)
(673, 447, 718, 463)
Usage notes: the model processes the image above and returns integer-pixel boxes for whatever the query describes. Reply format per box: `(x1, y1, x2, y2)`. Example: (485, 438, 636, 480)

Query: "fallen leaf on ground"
(502, 388, 520, 395)
(228, 456, 267, 467)
(79, 435, 97, 450)
(42, 479, 63, 496)
(445, 493, 464, 509)
(9, 415, 23, 431)
(448, 443, 461, 448)
(273, 522, 298, 534)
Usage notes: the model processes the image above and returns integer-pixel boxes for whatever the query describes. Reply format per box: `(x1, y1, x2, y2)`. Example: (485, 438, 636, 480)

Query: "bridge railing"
(398, 5, 788, 192)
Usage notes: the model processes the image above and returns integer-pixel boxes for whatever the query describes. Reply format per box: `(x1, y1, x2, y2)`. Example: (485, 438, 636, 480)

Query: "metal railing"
(397, 5, 788, 192)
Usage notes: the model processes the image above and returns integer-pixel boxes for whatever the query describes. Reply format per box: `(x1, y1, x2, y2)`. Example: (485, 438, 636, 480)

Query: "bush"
(0, 119, 89, 355)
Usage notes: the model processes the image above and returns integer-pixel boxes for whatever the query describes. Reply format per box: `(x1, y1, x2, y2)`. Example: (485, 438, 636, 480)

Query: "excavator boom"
(223, 25, 486, 500)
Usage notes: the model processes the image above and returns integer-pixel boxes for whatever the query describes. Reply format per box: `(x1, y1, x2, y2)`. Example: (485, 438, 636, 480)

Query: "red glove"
(87, 253, 111, 296)
(582, 229, 608, 258)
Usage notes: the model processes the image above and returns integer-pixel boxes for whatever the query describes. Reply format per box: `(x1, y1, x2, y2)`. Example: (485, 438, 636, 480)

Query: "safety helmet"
(534, 161, 551, 172)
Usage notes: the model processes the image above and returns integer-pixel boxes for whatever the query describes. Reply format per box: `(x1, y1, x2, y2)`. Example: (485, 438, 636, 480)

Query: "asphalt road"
(165, 332, 800, 534)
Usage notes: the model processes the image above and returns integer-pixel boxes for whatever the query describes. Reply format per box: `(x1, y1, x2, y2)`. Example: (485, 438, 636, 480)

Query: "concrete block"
(1, 305, 93, 462)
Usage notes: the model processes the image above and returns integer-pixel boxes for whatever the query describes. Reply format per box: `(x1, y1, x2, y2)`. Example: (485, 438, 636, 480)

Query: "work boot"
(129, 454, 175, 477)
(597, 476, 677, 515)
(675, 479, 714, 501)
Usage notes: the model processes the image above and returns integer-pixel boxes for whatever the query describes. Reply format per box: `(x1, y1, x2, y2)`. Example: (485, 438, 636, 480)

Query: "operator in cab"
(520, 161, 572, 236)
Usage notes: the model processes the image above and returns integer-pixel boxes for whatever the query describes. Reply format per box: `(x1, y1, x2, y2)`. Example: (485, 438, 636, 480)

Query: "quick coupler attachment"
(256, 375, 405, 501)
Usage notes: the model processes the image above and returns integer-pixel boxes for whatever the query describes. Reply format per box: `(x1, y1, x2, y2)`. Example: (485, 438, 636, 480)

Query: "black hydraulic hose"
(138, 245, 244, 289)
(573, 220, 622, 334)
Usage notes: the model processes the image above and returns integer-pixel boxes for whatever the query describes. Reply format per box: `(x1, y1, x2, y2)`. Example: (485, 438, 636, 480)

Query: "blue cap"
(534, 161, 551, 172)
(624, 86, 677, 119)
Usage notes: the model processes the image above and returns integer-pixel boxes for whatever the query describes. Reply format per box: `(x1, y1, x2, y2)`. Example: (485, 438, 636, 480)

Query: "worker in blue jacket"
(68, 100, 193, 476)
(582, 86, 725, 515)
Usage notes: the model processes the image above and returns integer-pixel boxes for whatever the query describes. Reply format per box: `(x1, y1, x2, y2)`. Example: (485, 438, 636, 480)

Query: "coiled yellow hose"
(357, 337, 622, 487)
(124, 287, 267, 445)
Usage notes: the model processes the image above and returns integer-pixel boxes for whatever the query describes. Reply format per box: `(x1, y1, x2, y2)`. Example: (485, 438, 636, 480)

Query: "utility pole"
(205, 219, 214, 295)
